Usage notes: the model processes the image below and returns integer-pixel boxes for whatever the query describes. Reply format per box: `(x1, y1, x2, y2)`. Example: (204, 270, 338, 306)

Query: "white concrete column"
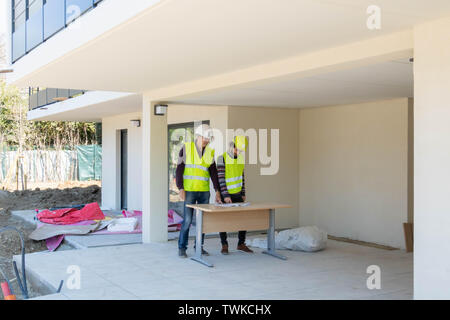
(142, 97, 168, 243)
(414, 17, 450, 299)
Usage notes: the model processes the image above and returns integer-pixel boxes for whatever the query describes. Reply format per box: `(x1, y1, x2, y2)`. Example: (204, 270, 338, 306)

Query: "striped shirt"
(217, 152, 246, 198)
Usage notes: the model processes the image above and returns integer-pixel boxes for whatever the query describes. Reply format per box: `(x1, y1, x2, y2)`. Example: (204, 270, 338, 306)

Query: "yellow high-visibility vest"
(224, 152, 245, 194)
(183, 142, 215, 192)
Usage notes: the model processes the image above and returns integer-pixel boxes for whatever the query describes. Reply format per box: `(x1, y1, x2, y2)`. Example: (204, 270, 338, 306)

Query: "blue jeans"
(178, 191, 210, 250)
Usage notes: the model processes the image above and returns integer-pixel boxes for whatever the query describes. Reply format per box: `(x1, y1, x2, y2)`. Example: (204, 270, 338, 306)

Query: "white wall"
(299, 98, 410, 249)
(414, 17, 450, 299)
(227, 106, 300, 229)
(101, 112, 143, 211)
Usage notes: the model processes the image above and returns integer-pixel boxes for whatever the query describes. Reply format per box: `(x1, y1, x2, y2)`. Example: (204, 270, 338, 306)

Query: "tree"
(0, 38, 98, 149)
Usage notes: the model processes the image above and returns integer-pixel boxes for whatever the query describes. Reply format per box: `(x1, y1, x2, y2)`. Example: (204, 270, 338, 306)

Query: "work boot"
(221, 244, 229, 255)
(237, 244, 254, 253)
(178, 249, 187, 258)
(194, 247, 210, 256)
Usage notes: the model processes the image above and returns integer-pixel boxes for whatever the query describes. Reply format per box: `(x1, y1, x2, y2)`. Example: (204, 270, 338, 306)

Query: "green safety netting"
(76, 145, 102, 181)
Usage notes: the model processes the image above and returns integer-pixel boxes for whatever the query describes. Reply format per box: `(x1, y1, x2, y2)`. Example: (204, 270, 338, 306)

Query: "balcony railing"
(29, 87, 87, 111)
(12, 0, 104, 63)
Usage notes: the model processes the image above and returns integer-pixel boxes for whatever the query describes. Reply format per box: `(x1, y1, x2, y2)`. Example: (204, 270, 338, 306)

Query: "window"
(11, 0, 104, 62)
(12, 0, 26, 31)
(28, 0, 43, 16)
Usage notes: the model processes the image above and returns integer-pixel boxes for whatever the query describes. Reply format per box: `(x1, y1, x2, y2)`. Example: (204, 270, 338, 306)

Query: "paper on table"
(215, 202, 251, 208)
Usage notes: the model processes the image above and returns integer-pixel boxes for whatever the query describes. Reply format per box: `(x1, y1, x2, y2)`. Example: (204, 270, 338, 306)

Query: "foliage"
(0, 80, 99, 150)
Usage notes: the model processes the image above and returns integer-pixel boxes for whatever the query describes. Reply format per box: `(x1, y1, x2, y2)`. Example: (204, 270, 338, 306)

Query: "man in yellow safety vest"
(217, 136, 253, 255)
(176, 124, 222, 258)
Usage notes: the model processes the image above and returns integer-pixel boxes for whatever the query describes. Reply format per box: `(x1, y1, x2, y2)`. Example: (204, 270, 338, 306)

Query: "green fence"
(76, 145, 102, 181)
(0, 145, 102, 183)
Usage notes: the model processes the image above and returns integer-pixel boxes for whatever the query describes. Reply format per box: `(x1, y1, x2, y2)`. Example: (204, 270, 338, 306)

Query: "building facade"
(4, 0, 450, 299)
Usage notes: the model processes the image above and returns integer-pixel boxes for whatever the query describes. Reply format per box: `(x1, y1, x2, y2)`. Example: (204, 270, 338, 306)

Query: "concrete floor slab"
(15, 236, 413, 300)
(30, 293, 70, 300)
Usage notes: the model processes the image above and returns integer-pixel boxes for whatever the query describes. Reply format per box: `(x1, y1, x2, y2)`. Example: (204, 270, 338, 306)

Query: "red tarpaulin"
(37, 203, 105, 225)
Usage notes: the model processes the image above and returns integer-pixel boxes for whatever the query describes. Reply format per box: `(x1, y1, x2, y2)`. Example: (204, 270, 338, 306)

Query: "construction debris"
(107, 218, 137, 233)
(29, 221, 110, 241)
(36, 202, 105, 225)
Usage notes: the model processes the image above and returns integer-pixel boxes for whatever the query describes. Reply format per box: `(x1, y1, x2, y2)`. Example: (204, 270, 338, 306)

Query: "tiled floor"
(18, 236, 413, 300)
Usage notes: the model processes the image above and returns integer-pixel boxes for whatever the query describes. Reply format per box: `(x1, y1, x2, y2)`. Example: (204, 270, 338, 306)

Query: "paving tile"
(30, 293, 70, 300)
(62, 285, 139, 300)
(361, 289, 413, 300)
(116, 277, 186, 299)
(21, 238, 413, 300)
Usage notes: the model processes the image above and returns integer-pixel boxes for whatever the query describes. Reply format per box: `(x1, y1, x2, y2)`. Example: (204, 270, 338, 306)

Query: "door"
(121, 129, 128, 210)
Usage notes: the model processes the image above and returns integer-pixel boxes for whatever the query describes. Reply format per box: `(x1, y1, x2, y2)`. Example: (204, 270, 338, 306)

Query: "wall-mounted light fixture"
(154, 104, 168, 116)
(130, 119, 141, 127)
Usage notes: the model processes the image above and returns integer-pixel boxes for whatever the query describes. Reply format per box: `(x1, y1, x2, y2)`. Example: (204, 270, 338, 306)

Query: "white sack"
(107, 217, 138, 232)
(248, 226, 327, 252)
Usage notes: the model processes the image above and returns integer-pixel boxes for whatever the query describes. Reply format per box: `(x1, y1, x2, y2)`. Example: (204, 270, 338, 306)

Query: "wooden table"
(186, 202, 291, 267)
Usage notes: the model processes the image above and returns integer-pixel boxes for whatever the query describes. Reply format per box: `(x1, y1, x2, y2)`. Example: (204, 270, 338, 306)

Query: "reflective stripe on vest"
(224, 152, 245, 194)
(185, 164, 209, 172)
(183, 175, 209, 181)
(225, 176, 243, 183)
(183, 142, 215, 192)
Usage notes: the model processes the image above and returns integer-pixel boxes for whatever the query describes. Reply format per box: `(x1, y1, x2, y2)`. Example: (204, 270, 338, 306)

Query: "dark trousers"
(219, 194, 247, 246)
(178, 191, 210, 250)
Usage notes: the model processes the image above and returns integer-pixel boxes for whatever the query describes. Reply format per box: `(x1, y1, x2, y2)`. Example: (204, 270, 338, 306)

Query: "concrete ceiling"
(27, 91, 142, 122)
(11, 0, 450, 93)
(170, 59, 413, 108)
(29, 58, 414, 123)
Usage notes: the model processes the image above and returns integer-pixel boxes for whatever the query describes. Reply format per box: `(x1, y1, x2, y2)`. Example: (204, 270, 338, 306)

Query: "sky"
(0, 0, 6, 67)
(0, 0, 6, 36)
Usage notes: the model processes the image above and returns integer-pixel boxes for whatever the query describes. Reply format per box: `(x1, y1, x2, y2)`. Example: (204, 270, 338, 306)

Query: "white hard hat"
(195, 124, 213, 139)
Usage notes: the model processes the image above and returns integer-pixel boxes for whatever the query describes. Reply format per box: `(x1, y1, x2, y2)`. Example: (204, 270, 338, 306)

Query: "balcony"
(29, 88, 87, 111)
(12, 0, 104, 63)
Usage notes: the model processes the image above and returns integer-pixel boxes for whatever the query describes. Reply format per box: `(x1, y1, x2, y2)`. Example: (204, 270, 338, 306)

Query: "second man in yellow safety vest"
(217, 136, 254, 255)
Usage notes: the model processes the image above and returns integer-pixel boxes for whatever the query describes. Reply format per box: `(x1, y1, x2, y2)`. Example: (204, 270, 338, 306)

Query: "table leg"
(191, 208, 214, 267)
(262, 209, 287, 260)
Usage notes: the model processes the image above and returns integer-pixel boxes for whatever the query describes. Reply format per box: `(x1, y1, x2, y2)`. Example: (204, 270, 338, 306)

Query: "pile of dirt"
(0, 185, 101, 214)
(0, 184, 101, 299)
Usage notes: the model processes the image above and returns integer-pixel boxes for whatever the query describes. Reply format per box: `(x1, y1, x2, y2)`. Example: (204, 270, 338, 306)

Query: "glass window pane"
(28, 0, 43, 16)
(44, 0, 65, 40)
(14, 11, 26, 28)
(14, 0, 26, 15)
(26, 4, 43, 51)
(12, 23, 26, 61)
(66, 0, 94, 24)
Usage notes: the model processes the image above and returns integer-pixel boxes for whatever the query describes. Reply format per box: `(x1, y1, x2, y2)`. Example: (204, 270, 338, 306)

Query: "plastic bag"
(248, 226, 327, 252)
